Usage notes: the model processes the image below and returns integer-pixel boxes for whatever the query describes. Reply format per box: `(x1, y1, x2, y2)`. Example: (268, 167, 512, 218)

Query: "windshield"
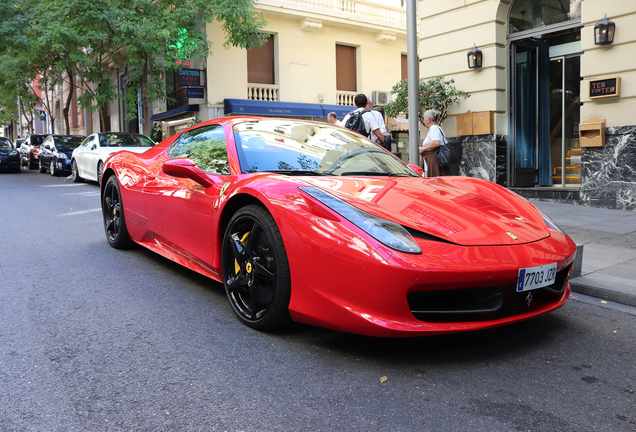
(0, 139, 12, 149)
(30, 135, 46, 145)
(233, 120, 418, 177)
(53, 136, 85, 149)
(99, 133, 154, 148)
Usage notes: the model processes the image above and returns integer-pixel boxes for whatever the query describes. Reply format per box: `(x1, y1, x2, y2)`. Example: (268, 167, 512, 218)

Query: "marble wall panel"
(449, 135, 497, 182)
(580, 127, 636, 210)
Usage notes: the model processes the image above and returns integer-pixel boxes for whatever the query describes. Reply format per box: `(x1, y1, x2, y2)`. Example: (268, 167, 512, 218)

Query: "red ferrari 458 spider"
(101, 116, 577, 337)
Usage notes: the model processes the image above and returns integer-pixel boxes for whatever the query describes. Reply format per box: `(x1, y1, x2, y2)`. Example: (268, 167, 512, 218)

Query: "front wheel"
(71, 159, 83, 182)
(50, 160, 57, 176)
(222, 205, 291, 330)
(102, 176, 134, 249)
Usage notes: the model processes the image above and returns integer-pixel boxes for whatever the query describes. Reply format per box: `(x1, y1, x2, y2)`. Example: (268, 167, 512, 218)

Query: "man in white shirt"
(366, 95, 391, 150)
(341, 94, 385, 145)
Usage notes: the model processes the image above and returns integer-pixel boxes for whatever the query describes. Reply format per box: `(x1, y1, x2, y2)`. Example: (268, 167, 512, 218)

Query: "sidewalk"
(530, 200, 636, 308)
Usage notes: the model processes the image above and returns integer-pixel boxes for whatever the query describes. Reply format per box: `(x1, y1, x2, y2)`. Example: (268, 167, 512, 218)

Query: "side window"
(168, 125, 229, 175)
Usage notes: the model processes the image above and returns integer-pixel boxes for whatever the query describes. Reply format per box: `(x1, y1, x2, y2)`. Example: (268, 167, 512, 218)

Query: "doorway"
(507, 0, 582, 187)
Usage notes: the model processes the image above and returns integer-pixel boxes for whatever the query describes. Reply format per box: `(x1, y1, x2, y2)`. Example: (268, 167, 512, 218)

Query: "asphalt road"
(1, 169, 635, 432)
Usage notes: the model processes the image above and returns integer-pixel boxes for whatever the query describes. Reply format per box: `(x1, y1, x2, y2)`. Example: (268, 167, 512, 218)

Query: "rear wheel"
(39, 160, 46, 173)
(71, 159, 83, 182)
(222, 205, 291, 330)
(29, 159, 37, 170)
(102, 176, 134, 249)
(97, 161, 104, 184)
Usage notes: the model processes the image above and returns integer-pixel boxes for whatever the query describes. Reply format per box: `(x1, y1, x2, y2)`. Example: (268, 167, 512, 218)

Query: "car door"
(74, 135, 93, 178)
(39, 137, 53, 170)
(143, 124, 229, 275)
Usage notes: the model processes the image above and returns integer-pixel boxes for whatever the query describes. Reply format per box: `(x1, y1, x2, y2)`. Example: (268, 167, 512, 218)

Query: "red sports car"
(101, 117, 577, 337)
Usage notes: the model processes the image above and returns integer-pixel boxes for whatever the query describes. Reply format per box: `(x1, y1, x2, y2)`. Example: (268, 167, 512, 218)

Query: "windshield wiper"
(260, 169, 328, 176)
(340, 171, 413, 177)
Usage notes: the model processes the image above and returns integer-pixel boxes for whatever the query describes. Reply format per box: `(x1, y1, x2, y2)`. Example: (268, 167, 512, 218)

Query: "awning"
(224, 99, 355, 118)
(387, 116, 410, 132)
(150, 104, 199, 121)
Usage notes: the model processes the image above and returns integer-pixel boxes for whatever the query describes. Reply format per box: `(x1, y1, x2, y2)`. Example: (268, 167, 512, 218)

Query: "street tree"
(384, 76, 470, 126)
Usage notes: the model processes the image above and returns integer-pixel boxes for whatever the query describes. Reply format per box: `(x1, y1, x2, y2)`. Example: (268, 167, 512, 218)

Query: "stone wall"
(580, 126, 636, 210)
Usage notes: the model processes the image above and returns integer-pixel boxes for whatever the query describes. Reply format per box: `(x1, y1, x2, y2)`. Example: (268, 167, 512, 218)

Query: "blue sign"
(187, 87, 204, 99)
(177, 69, 202, 86)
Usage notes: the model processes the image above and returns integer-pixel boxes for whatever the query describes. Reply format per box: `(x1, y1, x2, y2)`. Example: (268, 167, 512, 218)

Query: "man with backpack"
(342, 94, 387, 148)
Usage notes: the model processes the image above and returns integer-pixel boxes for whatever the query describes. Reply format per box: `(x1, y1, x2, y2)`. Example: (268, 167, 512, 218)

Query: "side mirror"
(407, 163, 424, 176)
(162, 158, 215, 188)
(90, 144, 97, 150)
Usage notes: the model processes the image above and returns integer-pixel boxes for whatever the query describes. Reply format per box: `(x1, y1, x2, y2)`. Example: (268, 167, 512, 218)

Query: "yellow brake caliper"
(234, 231, 251, 275)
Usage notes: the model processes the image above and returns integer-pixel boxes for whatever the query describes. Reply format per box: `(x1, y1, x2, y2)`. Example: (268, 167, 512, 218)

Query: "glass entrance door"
(511, 41, 538, 186)
(549, 55, 581, 186)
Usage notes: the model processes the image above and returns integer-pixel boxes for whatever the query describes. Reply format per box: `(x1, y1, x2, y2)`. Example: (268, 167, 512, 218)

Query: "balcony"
(257, 0, 407, 31)
(248, 84, 280, 101)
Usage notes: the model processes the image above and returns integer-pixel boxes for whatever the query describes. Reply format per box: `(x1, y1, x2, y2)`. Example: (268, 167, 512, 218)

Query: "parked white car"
(71, 132, 155, 183)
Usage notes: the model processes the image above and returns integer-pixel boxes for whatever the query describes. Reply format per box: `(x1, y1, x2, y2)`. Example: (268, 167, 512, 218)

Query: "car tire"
(71, 159, 83, 182)
(222, 204, 292, 330)
(50, 160, 57, 176)
(39, 161, 46, 173)
(29, 159, 37, 170)
(102, 176, 134, 249)
(97, 161, 104, 184)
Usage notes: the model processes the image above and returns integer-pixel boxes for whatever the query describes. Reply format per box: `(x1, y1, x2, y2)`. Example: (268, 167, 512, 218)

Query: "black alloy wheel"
(97, 161, 104, 184)
(102, 176, 134, 249)
(72, 159, 83, 182)
(222, 205, 291, 330)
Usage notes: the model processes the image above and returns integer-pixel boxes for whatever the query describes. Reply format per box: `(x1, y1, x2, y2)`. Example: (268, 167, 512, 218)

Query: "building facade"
(151, 0, 409, 143)
(420, 0, 636, 210)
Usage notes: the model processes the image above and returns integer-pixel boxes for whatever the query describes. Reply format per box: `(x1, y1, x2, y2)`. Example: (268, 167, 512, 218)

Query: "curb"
(570, 279, 636, 308)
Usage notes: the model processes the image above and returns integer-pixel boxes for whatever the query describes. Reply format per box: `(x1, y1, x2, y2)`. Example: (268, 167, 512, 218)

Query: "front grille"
(408, 265, 570, 323)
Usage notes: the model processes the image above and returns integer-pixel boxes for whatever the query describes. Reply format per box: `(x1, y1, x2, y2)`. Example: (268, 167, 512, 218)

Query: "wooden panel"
(456, 112, 472, 136)
(247, 34, 275, 85)
(472, 111, 493, 135)
(336, 45, 356, 92)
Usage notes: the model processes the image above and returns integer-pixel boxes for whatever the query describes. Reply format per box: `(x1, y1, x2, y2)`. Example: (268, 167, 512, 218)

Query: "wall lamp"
(467, 44, 482, 69)
(594, 15, 615, 45)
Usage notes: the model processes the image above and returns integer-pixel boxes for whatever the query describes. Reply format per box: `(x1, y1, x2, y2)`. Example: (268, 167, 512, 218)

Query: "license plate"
(517, 262, 557, 292)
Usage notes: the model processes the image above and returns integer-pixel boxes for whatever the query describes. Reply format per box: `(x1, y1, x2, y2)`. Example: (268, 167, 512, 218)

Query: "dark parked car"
(20, 134, 49, 169)
(0, 137, 21, 173)
(38, 134, 86, 176)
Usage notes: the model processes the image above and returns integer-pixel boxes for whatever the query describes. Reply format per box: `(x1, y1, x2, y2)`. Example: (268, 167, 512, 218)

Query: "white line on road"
(60, 192, 101, 196)
(40, 184, 91, 187)
(56, 208, 102, 217)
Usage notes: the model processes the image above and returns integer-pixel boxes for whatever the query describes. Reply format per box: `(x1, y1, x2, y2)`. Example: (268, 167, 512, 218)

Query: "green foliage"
(0, 0, 267, 134)
(383, 76, 470, 126)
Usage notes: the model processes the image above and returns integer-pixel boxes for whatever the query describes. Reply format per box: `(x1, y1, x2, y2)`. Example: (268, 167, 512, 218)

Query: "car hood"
(57, 146, 76, 156)
(300, 176, 550, 246)
(0, 148, 18, 156)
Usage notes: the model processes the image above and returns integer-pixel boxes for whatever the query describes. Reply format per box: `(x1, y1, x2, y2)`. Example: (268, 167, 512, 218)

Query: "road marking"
(60, 192, 101, 196)
(56, 208, 102, 217)
(40, 184, 91, 187)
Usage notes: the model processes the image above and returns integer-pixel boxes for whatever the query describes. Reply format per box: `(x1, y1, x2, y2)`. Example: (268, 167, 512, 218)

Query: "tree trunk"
(141, 59, 149, 136)
(63, 67, 74, 134)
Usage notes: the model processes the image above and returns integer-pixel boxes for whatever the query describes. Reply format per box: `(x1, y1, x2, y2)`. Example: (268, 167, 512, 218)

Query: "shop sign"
(589, 77, 620, 99)
(176, 69, 202, 86)
(186, 87, 204, 99)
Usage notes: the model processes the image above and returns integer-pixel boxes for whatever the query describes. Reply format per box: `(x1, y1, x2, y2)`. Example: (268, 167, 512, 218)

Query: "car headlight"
(538, 208, 566, 236)
(55, 153, 68, 159)
(9, 150, 18, 156)
(300, 187, 422, 254)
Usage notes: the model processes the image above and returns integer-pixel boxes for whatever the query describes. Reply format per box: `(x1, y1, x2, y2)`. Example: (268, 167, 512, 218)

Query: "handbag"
(435, 129, 451, 169)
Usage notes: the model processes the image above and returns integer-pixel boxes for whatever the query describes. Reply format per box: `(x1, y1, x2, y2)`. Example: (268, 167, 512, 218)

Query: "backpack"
(344, 109, 368, 136)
